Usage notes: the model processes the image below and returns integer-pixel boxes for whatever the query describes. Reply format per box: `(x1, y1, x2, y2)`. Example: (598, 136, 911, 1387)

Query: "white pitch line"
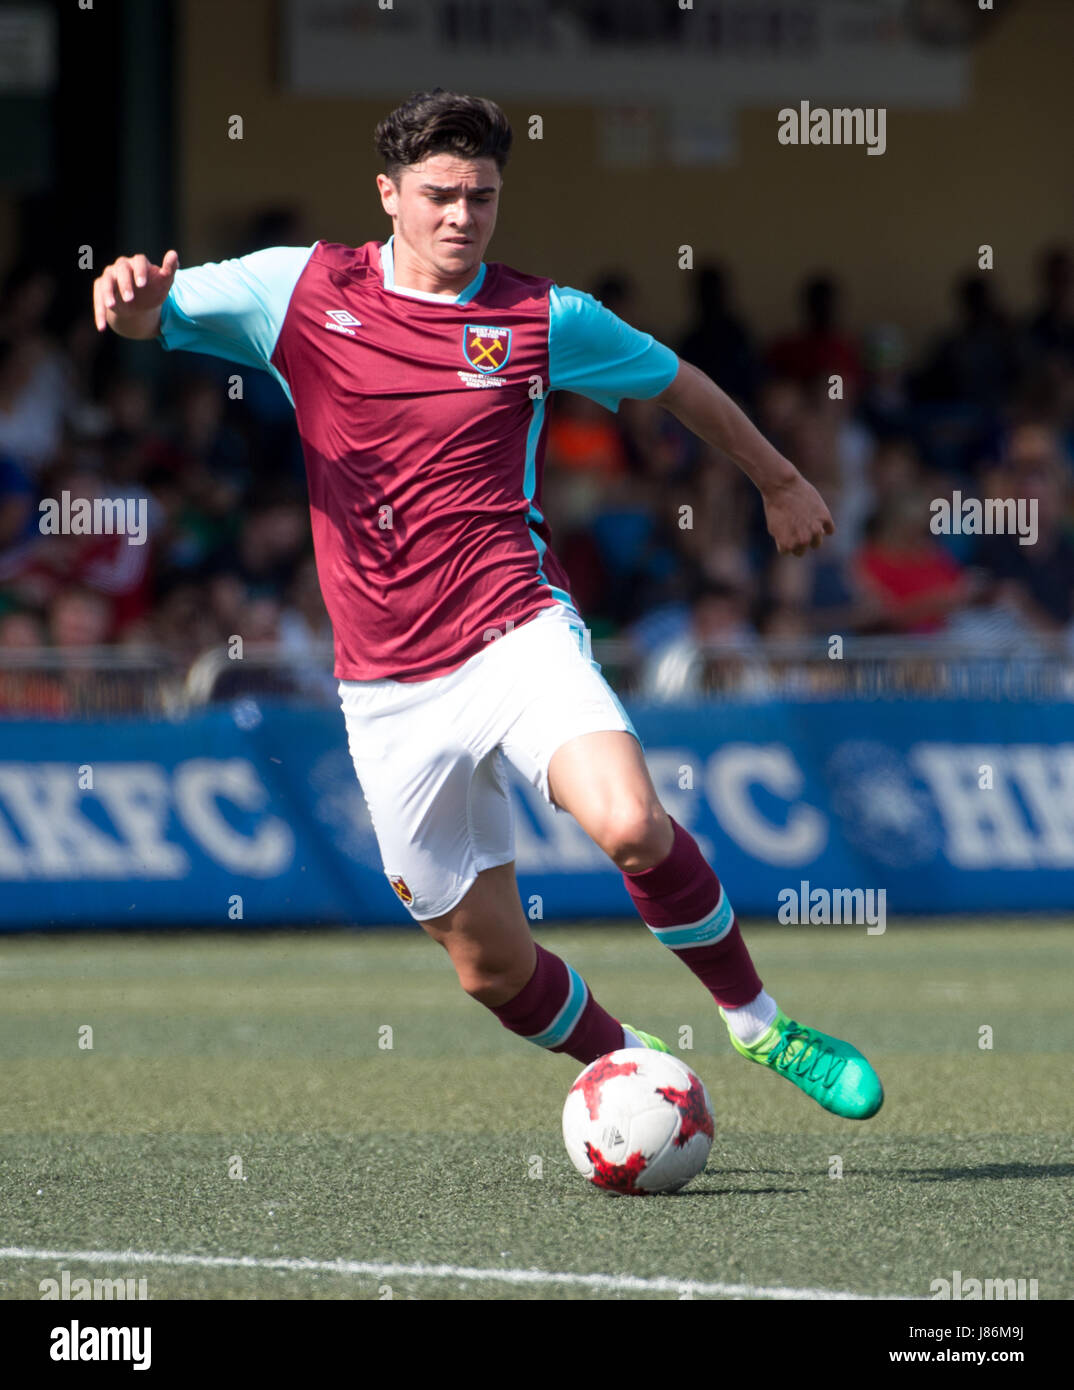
(0, 1247, 908, 1299)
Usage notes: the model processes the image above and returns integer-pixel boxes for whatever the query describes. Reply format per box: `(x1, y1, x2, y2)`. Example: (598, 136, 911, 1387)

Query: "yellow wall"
(175, 0, 1074, 346)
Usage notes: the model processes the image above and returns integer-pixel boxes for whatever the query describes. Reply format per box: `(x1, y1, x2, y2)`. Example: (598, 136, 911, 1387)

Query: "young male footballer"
(94, 90, 882, 1120)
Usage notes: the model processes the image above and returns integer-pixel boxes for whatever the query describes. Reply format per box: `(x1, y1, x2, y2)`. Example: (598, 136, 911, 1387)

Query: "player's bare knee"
(457, 962, 532, 1008)
(601, 801, 671, 871)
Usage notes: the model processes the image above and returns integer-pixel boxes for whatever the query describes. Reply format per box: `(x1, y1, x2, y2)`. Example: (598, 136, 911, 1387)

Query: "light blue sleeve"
(157, 244, 319, 372)
(547, 285, 680, 413)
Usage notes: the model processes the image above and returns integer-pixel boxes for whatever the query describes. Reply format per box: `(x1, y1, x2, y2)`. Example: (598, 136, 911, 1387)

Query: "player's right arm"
(93, 250, 179, 337)
(93, 244, 318, 376)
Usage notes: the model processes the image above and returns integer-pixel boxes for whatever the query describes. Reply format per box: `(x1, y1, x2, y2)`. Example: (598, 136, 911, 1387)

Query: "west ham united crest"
(389, 875, 414, 906)
(463, 323, 511, 374)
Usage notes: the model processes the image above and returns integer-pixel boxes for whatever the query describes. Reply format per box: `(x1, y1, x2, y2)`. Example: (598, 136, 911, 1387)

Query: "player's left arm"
(653, 359, 833, 558)
(547, 288, 832, 558)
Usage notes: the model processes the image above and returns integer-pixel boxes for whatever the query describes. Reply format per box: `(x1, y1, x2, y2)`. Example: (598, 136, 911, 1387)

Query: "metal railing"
(0, 646, 189, 717)
(182, 641, 337, 707)
(626, 635, 1074, 702)
(0, 632, 1071, 715)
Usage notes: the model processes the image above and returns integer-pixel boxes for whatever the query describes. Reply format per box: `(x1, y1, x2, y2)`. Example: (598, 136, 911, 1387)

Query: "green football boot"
(621, 1024, 672, 1053)
(720, 1008, 883, 1119)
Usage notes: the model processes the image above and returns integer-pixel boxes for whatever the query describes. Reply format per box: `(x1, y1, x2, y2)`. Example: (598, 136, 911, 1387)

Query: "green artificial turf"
(0, 922, 1070, 1300)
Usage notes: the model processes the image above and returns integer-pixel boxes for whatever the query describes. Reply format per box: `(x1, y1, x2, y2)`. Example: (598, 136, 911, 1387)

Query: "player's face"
(377, 153, 501, 293)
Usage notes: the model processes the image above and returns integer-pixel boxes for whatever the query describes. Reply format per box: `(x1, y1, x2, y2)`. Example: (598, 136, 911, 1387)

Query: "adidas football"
(562, 1048, 714, 1195)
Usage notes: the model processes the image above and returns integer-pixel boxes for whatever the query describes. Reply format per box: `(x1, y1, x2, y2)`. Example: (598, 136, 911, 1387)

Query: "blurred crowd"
(548, 255, 1074, 695)
(1, 227, 1073, 703)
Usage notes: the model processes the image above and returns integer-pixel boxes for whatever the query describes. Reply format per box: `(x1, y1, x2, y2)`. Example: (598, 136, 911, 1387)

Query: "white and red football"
(562, 1048, 715, 1195)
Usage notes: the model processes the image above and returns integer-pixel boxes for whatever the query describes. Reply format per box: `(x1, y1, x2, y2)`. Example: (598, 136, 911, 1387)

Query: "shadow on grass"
(672, 1185, 809, 1197)
(899, 1162, 1074, 1182)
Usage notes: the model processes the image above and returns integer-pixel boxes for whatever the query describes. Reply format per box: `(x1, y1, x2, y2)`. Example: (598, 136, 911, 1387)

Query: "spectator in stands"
(100, 374, 170, 486)
(280, 555, 331, 651)
(169, 374, 251, 494)
(143, 375, 253, 588)
(581, 471, 683, 626)
(795, 380, 875, 559)
(853, 493, 973, 634)
(756, 604, 811, 640)
(22, 461, 155, 637)
(755, 374, 807, 455)
(0, 261, 59, 341)
(0, 334, 67, 477)
(543, 392, 629, 605)
(0, 608, 46, 649)
(677, 262, 760, 411)
(639, 577, 756, 699)
(61, 308, 112, 441)
(243, 594, 282, 644)
(869, 435, 925, 510)
(0, 265, 73, 475)
(617, 393, 698, 485)
(858, 322, 912, 439)
(152, 575, 219, 656)
(913, 273, 1022, 406)
(974, 424, 1074, 634)
(229, 498, 310, 598)
(1025, 244, 1074, 369)
(0, 447, 38, 583)
(667, 442, 757, 592)
(766, 273, 863, 397)
(748, 394, 872, 628)
(48, 585, 112, 647)
(279, 554, 337, 700)
(545, 390, 628, 482)
(206, 571, 247, 639)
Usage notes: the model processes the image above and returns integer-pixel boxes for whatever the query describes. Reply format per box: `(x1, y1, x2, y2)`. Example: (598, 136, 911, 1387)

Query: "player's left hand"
(761, 471, 835, 556)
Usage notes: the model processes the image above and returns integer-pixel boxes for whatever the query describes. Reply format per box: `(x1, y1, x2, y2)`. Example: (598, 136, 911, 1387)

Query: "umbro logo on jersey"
(324, 308, 363, 336)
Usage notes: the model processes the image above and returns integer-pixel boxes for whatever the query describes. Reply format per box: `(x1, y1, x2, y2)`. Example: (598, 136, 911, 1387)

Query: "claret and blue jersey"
(157, 235, 679, 681)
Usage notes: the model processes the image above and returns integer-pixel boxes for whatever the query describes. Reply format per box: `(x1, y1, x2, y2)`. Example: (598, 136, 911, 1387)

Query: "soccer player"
(94, 90, 882, 1120)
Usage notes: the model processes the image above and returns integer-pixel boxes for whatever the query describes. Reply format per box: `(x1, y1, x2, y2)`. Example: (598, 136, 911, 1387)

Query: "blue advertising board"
(0, 697, 1070, 929)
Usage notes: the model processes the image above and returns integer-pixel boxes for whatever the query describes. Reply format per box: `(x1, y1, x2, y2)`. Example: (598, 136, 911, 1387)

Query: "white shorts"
(338, 602, 640, 921)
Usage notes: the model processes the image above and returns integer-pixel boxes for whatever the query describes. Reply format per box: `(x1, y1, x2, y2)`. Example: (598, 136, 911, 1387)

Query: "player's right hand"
(92, 249, 180, 331)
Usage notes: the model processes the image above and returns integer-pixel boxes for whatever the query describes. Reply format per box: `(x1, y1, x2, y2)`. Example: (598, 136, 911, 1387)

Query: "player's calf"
(488, 942, 627, 1063)
(457, 940, 666, 1062)
(421, 864, 636, 1064)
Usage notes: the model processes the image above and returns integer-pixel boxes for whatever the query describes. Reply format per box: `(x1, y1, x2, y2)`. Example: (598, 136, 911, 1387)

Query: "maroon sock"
(622, 817, 762, 1008)
(489, 943, 625, 1064)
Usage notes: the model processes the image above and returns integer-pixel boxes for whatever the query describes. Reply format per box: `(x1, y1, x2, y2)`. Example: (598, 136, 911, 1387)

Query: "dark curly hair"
(374, 89, 513, 184)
